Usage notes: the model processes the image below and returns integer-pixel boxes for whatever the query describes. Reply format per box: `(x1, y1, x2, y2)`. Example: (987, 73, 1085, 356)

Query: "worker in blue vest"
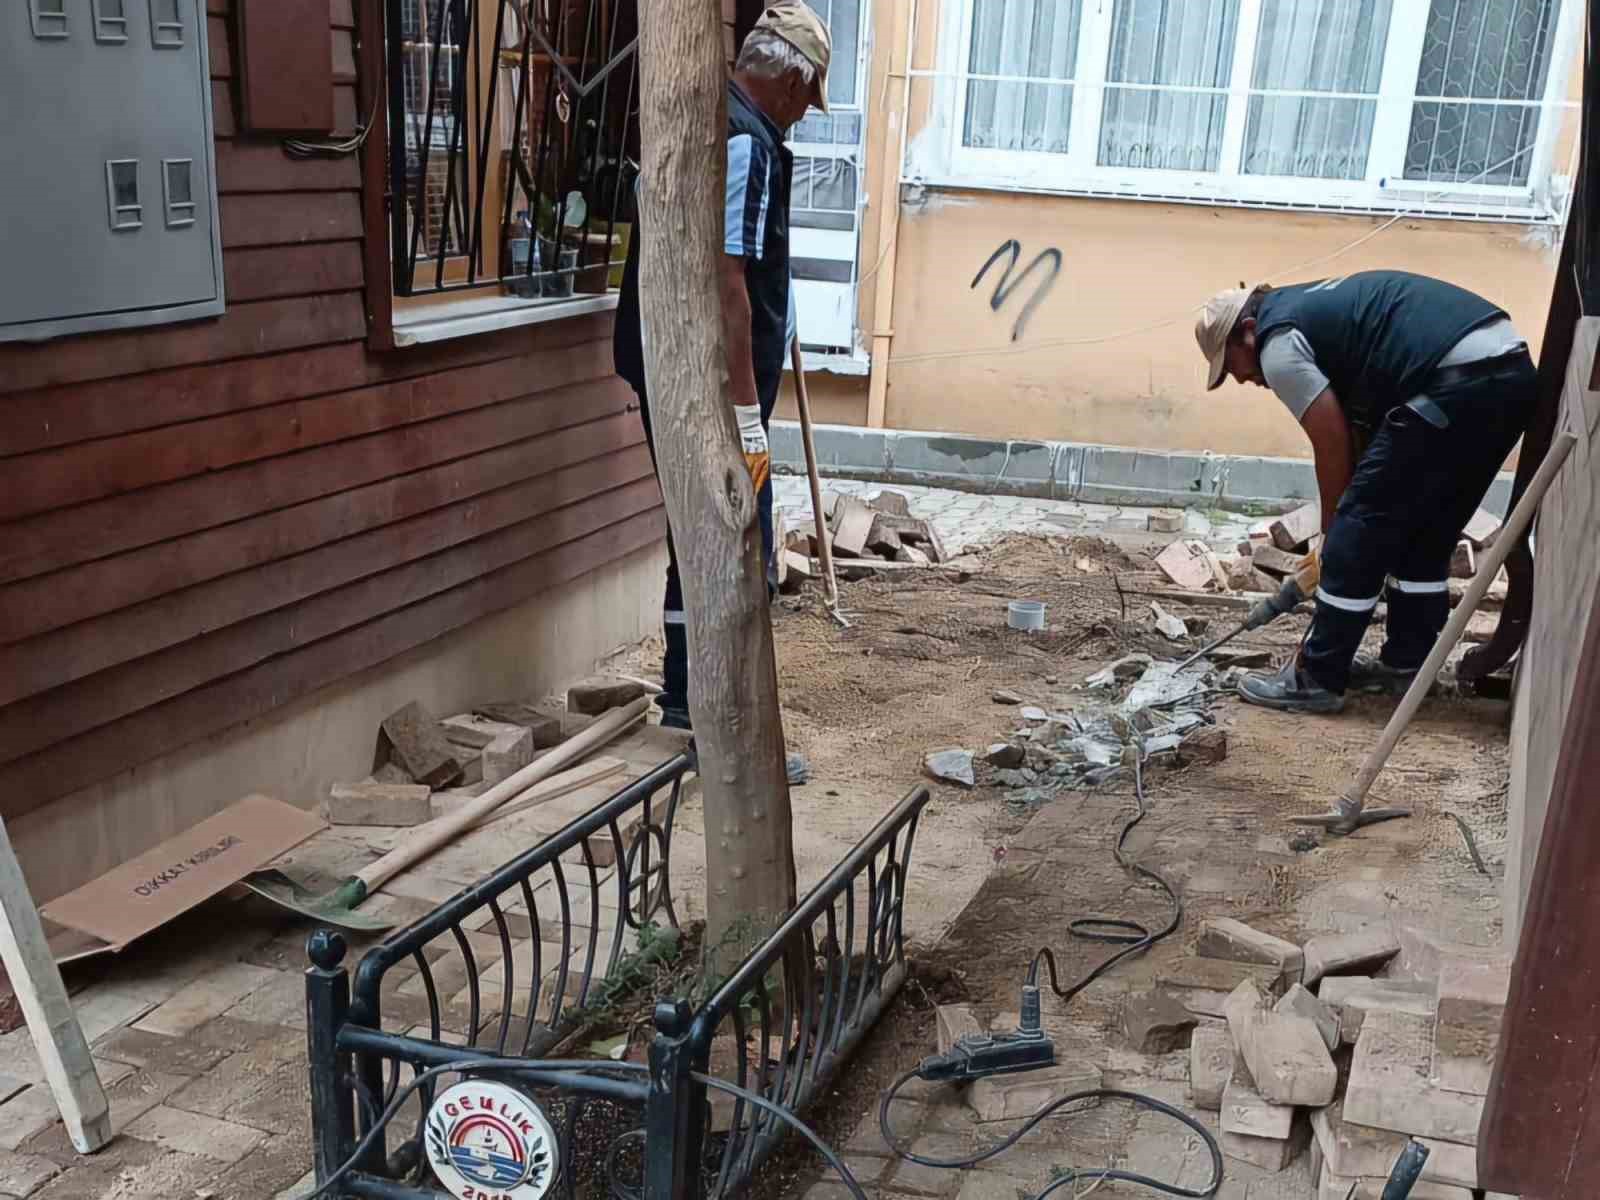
(616, 4, 828, 773)
(1195, 270, 1535, 713)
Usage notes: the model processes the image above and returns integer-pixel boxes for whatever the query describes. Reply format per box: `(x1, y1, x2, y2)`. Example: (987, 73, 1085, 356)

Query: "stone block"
(965, 1062, 1102, 1124)
(1310, 1097, 1406, 1178)
(1317, 1166, 1472, 1199)
(124, 1103, 268, 1163)
(134, 963, 284, 1037)
(1122, 988, 1197, 1054)
(0, 1148, 60, 1196)
(1433, 956, 1510, 1096)
(934, 1005, 982, 1056)
(1345, 1010, 1485, 1145)
(1189, 1021, 1234, 1111)
(326, 780, 432, 827)
(1221, 1061, 1293, 1140)
(567, 676, 649, 716)
(1303, 927, 1400, 986)
(1318, 976, 1436, 1044)
(1158, 957, 1285, 1018)
(378, 701, 463, 788)
(1237, 1011, 1338, 1106)
(1276, 983, 1339, 1051)
(1198, 919, 1304, 981)
(1221, 1115, 1309, 1173)
(1418, 1136, 1480, 1189)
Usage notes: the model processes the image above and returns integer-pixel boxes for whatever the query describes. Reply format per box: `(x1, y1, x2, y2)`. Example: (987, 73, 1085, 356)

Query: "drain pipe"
(865, 0, 918, 428)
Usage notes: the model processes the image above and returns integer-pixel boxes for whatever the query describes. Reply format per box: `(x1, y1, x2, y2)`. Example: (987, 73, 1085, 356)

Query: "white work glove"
(735, 404, 770, 491)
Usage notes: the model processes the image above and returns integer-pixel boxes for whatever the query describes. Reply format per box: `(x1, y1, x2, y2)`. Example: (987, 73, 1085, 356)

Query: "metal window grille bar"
(386, 0, 640, 299)
(305, 765, 930, 1199)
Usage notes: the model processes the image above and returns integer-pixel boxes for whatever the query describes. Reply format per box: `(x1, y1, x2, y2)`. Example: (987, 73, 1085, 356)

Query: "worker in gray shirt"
(1194, 270, 1535, 713)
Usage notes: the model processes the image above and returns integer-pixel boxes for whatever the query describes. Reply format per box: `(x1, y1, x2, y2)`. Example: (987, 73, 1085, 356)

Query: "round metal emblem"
(425, 1079, 559, 1200)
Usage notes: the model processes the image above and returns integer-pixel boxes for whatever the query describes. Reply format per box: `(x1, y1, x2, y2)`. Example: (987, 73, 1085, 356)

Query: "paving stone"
(1122, 987, 1197, 1053)
(1344, 1010, 1485, 1145)
(1433, 955, 1509, 1096)
(91, 1026, 231, 1076)
(1188, 1021, 1235, 1110)
(1158, 958, 1285, 1018)
(1417, 1135, 1480, 1189)
(965, 1062, 1102, 1123)
(1276, 983, 1339, 1051)
(1302, 927, 1400, 987)
(272, 1167, 317, 1199)
(1317, 1166, 1472, 1199)
(0, 1030, 44, 1087)
(22, 1070, 188, 1163)
(133, 962, 284, 1036)
(1221, 1115, 1309, 1173)
(1197, 919, 1305, 982)
(124, 1103, 268, 1163)
(63, 987, 159, 1046)
(325, 780, 433, 826)
(379, 700, 463, 787)
(888, 1132, 973, 1196)
(1310, 1096, 1406, 1178)
(219, 968, 307, 1030)
(0, 1147, 60, 1197)
(166, 1027, 303, 1124)
(934, 1005, 982, 1055)
(1318, 976, 1437, 1043)
(1221, 1062, 1292, 1140)
(0, 1090, 60, 1152)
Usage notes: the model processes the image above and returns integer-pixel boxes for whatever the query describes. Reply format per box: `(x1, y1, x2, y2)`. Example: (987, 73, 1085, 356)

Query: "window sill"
(788, 348, 872, 376)
(391, 291, 621, 348)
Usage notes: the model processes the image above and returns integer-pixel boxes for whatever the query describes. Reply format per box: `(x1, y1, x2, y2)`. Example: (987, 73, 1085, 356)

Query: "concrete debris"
(1160, 958, 1285, 1018)
(1450, 539, 1476, 579)
(991, 689, 1024, 705)
(1303, 927, 1401, 986)
(1151, 601, 1189, 641)
(935, 1004, 983, 1056)
(923, 749, 976, 788)
(1148, 508, 1185, 532)
(1433, 955, 1510, 1096)
(1123, 662, 1210, 714)
(1122, 988, 1199, 1054)
(1155, 539, 1220, 591)
(1019, 705, 1049, 722)
(1198, 918, 1305, 980)
(869, 489, 912, 517)
(984, 742, 1026, 768)
(1065, 735, 1122, 767)
(1318, 976, 1437, 1044)
(1180, 725, 1229, 764)
(326, 780, 433, 827)
(1344, 1010, 1485, 1145)
(1189, 1021, 1235, 1110)
(1085, 654, 1153, 688)
(1276, 984, 1339, 1052)
(1225, 555, 1260, 592)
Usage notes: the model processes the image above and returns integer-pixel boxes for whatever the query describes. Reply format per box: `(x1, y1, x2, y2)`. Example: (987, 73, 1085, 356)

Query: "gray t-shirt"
(1260, 317, 1526, 423)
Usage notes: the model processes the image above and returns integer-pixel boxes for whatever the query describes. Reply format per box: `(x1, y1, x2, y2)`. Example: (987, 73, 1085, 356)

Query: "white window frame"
(916, 0, 1581, 222)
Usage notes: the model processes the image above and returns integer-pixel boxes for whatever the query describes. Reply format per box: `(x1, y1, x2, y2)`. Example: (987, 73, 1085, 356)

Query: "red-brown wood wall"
(0, 0, 665, 825)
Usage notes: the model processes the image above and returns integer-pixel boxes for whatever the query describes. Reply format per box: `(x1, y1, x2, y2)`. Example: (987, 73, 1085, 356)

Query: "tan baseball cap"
(755, 2, 831, 113)
(1195, 286, 1254, 390)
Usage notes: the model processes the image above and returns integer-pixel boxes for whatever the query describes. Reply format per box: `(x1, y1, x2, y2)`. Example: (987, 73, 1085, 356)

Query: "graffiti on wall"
(970, 240, 1062, 342)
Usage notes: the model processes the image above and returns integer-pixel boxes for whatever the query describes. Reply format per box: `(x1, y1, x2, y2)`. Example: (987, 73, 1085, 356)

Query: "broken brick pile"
(778, 489, 952, 591)
(1133, 917, 1517, 1199)
(324, 679, 650, 827)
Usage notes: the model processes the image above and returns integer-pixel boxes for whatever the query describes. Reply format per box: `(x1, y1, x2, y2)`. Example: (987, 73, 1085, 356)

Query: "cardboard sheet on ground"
(40, 795, 325, 962)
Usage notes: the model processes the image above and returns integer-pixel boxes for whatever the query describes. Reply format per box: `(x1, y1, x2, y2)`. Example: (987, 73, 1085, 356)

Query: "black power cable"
(1030, 743, 1183, 1004)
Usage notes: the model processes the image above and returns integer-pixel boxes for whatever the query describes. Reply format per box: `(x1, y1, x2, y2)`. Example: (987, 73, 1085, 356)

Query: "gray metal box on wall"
(1, 0, 225, 343)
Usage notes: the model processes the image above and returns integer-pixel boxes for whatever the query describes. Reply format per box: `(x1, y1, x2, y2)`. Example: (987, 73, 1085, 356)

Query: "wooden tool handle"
(791, 336, 839, 608)
(355, 698, 651, 891)
(1340, 431, 1577, 816)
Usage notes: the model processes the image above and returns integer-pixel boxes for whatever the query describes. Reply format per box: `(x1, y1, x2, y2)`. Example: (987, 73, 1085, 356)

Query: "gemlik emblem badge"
(426, 1080, 558, 1200)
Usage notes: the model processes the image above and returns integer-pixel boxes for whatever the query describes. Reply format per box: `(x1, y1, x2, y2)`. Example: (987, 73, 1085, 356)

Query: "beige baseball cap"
(755, 3, 831, 113)
(1195, 285, 1253, 390)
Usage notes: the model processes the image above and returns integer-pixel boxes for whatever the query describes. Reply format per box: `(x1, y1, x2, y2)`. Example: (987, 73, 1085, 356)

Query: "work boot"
(1346, 652, 1420, 695)
(1237, 659, 1345, 714)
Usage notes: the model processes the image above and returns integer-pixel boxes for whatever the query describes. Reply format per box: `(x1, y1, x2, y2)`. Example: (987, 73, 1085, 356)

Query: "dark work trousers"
(1302, 351, 1536, 694)
(631, 380, 777, 722)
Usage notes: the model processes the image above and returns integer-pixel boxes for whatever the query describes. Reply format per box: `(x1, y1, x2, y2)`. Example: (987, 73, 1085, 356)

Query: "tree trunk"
(637, 1, 798, 968)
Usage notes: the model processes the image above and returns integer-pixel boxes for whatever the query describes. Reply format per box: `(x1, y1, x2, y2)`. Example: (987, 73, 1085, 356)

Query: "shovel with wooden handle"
(242, 698, 651, 930)
(790, 335, 846, 624)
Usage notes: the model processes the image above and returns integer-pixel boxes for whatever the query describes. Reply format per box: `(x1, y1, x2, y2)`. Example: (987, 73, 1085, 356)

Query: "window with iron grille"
(386, 0, 641, 301)
(920, 0, 1578, 219)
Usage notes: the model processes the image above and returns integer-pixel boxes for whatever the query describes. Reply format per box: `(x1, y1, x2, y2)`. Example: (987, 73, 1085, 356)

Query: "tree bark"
(637, 1, 798, 967)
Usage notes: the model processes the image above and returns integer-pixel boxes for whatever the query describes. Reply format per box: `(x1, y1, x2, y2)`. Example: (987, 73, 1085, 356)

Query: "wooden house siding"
(0, 0, 665, 824)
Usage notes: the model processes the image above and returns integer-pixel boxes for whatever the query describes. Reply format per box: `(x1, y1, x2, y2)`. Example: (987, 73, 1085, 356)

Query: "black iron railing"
(306, 763, 930, 1199)
(386, 0, 639, 298)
